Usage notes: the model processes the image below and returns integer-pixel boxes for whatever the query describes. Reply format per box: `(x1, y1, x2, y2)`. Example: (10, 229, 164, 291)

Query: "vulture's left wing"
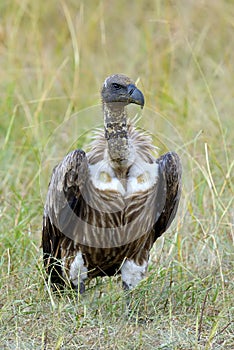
(153, 151, 182, 241)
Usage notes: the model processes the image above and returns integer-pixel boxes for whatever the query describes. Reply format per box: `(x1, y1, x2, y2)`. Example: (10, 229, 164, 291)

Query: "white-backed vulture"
(42, 74, 182, 293)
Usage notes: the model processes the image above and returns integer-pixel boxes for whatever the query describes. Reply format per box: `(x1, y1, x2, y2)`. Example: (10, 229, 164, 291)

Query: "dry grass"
(0, 1, 233, 349)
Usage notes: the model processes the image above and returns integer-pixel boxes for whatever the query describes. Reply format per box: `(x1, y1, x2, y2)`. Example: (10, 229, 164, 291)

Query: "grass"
(0, 0, 233, 349)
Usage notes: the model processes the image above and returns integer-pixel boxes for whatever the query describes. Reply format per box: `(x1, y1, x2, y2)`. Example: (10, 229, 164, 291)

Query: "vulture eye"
(112, 83, 123, 90)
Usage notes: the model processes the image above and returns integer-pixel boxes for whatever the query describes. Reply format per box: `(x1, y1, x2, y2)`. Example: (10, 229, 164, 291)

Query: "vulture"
(42, 74, 182, 293)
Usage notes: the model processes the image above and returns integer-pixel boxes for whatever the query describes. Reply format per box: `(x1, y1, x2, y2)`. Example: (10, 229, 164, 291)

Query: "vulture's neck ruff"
(101, 74, 144, 171)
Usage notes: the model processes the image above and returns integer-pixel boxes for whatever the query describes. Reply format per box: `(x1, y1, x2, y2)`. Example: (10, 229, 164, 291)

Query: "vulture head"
(101, 74, 144, 108)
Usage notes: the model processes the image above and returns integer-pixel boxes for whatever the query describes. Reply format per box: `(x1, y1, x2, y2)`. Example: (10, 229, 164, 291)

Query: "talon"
(122, 281, 130, 291)
(79, 281, 85, 294)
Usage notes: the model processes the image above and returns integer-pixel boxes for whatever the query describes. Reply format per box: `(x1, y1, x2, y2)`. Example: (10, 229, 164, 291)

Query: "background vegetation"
(0, 1, 233, 349)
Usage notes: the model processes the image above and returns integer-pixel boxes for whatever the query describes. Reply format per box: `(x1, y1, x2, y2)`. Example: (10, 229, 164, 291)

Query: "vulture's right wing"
(42, 149, 88, 286)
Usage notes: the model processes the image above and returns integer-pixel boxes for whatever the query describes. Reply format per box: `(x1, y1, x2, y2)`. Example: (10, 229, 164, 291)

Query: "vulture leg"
(121, 259, 148, 290)
(68, 251, 88, 294)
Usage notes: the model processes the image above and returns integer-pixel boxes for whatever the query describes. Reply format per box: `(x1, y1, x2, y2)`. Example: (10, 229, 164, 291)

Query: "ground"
(0, 1, 233, 349)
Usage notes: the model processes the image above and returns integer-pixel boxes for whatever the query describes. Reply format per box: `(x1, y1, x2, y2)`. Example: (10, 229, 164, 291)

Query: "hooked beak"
(127, 84, 145, 108)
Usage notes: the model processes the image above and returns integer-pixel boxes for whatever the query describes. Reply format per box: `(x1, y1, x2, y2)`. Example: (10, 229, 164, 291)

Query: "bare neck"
(103, 102, 130, 170)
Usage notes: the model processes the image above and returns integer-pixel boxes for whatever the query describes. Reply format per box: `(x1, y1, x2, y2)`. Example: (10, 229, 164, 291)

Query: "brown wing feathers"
(154, 152, 182, 240)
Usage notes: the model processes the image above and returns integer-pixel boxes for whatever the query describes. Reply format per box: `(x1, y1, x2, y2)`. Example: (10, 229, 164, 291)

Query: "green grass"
(0, 1, 233, 349)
